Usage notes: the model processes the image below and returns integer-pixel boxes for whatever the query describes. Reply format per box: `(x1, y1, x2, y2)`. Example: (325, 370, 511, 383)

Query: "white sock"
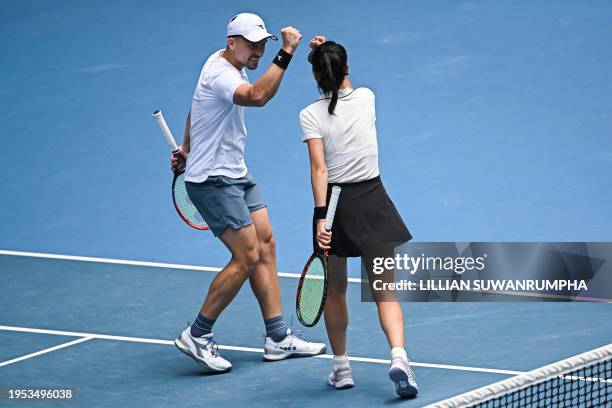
(391, 347, 408, 361)
(332, 354, 349, 371)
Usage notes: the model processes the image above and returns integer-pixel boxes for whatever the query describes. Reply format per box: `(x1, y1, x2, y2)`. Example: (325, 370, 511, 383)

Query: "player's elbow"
(311, 165, 328, 179)
(251, 93, 269, 107)
(234, 86, 270, 107)
(247, 86, 270, 107)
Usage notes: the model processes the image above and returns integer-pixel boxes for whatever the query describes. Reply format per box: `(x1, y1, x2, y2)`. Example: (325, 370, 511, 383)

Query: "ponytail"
(311, 41, 347, 115)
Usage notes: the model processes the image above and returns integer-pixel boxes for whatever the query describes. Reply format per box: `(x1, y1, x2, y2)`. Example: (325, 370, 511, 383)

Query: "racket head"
(172, 171, 209, 230)
(296, 252, 328, 327)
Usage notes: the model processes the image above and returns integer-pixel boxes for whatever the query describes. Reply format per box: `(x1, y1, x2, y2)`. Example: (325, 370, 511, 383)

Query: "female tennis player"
(299, 36, 418, 398)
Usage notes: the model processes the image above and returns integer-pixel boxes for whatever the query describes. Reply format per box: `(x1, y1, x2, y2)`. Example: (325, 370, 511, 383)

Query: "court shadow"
(383, 395, 418, 404)
(174, 366, 232, 377)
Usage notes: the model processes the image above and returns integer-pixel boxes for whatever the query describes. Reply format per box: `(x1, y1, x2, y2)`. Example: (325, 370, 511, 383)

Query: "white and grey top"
(299, 87, 380, 183)
(185, 49, 249, 183)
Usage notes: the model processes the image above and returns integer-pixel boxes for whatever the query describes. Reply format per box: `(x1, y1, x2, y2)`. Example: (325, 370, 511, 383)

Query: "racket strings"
(173, 173, 207, 227)
(298, 257, 326, 325)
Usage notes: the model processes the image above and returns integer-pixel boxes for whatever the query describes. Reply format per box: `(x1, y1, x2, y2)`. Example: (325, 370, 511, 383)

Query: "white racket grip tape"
(152, 110, 178, 151)
(324, 186, 341, 231)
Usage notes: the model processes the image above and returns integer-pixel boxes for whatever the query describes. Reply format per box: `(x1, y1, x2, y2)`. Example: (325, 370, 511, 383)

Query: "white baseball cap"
(227, 13, 278, 43)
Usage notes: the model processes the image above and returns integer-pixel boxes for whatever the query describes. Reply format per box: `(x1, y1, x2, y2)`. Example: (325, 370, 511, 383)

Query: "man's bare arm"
(233, 27, 302, 107)
(182, 109, 191, 154)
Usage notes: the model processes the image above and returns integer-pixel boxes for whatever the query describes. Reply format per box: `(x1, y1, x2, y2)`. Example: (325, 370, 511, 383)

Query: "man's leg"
(248, 207, 282, 319)
(175, 224, 260, 373)
(198, 224, 260, 318)
(248, 207, 327, 360)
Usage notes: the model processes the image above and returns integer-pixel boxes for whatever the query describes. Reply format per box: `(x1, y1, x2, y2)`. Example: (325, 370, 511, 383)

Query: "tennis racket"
(296, 186, 341, 327)
(152, 110, 209, 230)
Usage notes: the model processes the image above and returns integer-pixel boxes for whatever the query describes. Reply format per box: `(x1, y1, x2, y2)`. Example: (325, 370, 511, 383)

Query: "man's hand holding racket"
(170, 146, 187, 173)
(153, 110, 209, 231)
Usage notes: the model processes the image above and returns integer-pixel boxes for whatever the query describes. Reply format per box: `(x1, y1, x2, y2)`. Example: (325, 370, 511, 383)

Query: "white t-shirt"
(299, 87, 380, 183)
(185, 49, 249, 182)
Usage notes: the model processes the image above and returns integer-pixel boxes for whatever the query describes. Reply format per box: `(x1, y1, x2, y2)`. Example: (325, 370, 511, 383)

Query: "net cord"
(424, 343, 612, 408)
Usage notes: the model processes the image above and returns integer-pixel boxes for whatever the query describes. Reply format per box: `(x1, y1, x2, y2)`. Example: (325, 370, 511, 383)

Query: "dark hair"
(311, 41, 347, 115)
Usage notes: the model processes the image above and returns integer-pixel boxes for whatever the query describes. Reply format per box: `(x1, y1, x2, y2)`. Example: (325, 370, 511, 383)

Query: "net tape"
(425, 344, 612, 408)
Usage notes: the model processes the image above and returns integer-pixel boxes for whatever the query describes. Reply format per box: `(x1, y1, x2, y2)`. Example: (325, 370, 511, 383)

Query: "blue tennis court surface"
(1, 0, 611, 407)
(1, 253, 611, 407)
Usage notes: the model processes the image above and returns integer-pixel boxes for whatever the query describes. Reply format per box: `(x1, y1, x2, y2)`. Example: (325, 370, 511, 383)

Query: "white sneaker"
(389, 357, 418, 397)
(263, 329, 326, 361)
(327, 366, 355, 389)
(174, 326, 232, 372)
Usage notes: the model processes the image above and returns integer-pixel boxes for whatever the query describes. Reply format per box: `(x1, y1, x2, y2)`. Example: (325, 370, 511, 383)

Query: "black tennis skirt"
(312, 176, 412, 257)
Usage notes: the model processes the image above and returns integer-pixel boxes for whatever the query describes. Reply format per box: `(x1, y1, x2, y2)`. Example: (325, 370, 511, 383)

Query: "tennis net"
(426, 344, 612, 408)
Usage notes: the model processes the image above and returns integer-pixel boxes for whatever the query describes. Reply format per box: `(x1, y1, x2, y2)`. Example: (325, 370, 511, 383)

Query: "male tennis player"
(170, 13, 326, 372)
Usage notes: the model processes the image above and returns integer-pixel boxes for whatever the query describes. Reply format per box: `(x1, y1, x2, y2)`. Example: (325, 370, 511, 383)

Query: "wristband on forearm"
(314, 206, 327, 220)
(273, 48, 293, 69)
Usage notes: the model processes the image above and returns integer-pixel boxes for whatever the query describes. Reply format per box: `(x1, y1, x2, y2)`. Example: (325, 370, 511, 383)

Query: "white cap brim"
(242, 31, 278, 42)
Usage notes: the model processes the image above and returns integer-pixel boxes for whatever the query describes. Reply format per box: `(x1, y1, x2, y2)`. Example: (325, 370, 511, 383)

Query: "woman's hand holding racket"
(296, 186, 341, 327)
(315, 219, 332, 251)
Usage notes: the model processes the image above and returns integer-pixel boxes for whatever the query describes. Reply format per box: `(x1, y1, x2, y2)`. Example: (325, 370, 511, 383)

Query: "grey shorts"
(185, 172, 267, 237)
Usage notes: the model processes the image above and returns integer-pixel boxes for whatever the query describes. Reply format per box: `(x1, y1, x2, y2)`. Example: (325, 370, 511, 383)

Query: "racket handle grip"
(153, 109, 179, 151)
(324, 186, 341, 231)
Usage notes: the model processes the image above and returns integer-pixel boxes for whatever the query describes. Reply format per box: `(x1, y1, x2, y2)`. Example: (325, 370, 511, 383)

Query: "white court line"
(0, 336, 93, 367)
(0, 249, 363, 283)
(0, 325, 522, 376)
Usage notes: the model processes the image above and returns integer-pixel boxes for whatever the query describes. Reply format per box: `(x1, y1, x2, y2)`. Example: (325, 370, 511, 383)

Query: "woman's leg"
(362, 246, 404, 348)
(323, 254, 354, 389)
(323, 255, 349, 355)
(362, 245, 418, 397)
